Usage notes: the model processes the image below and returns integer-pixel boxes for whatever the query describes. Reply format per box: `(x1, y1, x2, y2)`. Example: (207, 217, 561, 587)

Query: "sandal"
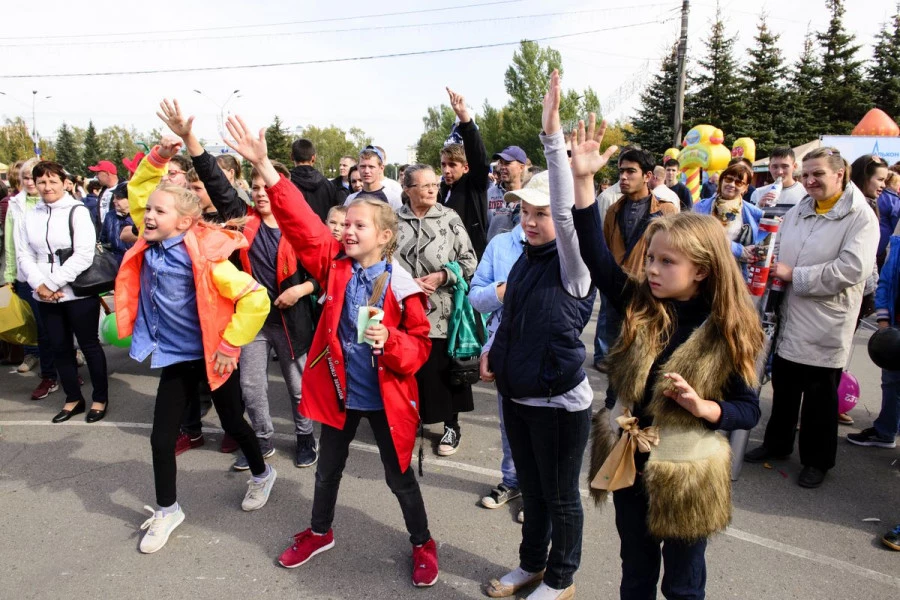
(485, 569, 545, 598)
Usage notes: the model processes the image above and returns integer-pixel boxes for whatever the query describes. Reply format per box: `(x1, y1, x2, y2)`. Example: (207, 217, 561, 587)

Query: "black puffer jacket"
(290, 165, 338, 222)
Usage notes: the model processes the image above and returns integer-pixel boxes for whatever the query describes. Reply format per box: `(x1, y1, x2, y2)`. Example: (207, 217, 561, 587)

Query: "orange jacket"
(115, 221, 270, 390)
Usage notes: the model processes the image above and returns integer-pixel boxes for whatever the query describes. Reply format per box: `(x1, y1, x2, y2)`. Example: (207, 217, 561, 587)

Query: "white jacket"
(775, 184, 879, 368)
(15, 194, 96, 302)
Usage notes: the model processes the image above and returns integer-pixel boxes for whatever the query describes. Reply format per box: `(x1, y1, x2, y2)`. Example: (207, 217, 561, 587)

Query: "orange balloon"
(852, 108, 900, 137)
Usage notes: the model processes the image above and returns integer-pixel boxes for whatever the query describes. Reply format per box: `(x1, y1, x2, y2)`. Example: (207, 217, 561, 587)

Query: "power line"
(0, 19, 678, 80)
(0, 4, 678, 48)
(0, 0, 526, 41)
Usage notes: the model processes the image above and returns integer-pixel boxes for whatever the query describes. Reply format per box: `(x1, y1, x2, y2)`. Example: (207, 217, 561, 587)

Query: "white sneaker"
(242, 467, 277, 511)
(139, 505, 185, 554)
(16, 354, 38, 373)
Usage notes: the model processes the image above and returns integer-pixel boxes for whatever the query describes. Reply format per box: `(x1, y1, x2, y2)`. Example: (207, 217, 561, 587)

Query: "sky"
(0, 0, 896, 167)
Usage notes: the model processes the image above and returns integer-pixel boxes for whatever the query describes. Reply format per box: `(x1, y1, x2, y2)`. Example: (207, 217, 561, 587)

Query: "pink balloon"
(838, 371, 860, 414)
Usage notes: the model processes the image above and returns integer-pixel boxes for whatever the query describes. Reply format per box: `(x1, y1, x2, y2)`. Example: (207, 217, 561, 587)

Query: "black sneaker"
(233, 438, 275, 471)
(480, 483, 522, 509)
(437, 426, 460, 456)
(295, 433, 318, 468)
(846, 427, 896, 449)
(744, 445, 789, 463)
(798, 465, 826, 488)
(883, 523, 900, 551)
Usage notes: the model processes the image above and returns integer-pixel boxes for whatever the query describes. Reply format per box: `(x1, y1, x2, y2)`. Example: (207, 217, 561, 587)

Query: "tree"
(265, 115, 293, 166)
(54, 123, 80, 173)
(0, 118, 40, 164)
(628, 45, 679, 155)
(98, 125, 141, 179)
(781, 30, 823, 148)
(82, 121, 101, 173)
(739, 15, 787, 157)
(299, 124, 371, 178)
(867, 8, 900, 120)
(478, 100, 504, 159)
(685, 8, 745, 143)
(816, 0, 870, 133)
(414, 104, 456, 168)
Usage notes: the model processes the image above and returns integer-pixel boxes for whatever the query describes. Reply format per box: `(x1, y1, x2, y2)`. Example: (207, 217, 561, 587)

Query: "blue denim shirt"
(130, 233, 205, 368)
(339, 260, 389, 411)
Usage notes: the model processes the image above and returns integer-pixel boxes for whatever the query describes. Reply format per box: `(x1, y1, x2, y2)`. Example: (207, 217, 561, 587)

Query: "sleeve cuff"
(217, 339, 241, 357)
(147, 146, 169, 169)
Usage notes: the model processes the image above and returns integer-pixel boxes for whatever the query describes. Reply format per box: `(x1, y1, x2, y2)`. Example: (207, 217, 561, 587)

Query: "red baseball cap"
(88, 160, 117, 175)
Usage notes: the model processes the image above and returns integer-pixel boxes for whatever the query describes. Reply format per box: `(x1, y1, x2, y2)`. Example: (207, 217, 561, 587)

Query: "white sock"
(499, 566, 540, 587)
(251, 465, 271, 483)
(526, 582, 570, 600)
(159, 502, 179, 516)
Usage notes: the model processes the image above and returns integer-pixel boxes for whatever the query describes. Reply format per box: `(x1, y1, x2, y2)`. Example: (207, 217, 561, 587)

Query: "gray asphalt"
(1, 312, 899, 600)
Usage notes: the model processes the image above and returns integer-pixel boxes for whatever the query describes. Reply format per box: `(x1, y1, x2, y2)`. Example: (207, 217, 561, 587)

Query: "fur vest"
(591, 319, 743, 541)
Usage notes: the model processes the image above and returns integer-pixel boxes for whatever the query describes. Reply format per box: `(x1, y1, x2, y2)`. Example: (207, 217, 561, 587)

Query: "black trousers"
(614, 476, 708, 600)
(150, 360, 264, 507)
(310, 409, 430, 545)
(38, 297, 107, 403)
(764, 355, 842, 471)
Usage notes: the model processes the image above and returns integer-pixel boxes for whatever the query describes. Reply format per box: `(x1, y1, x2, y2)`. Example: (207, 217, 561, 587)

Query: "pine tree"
(55, 123, 81, 173)
(685, 7, 745, 143)
(867, 8, 900, 120)
(738, 15, 787, 157)
(265, 116, 293, 165)
(627, 45, 679, 155)
(817, 0, 870, 133)
(781, 31, 823, 149)
(82, 120, 101, 172)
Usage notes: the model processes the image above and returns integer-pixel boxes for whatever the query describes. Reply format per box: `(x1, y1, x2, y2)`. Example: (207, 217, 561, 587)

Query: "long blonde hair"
(608, 212, 764, 385)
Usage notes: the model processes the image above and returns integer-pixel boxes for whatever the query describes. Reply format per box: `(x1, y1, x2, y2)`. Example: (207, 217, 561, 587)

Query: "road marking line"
(3, 419, 899, 588)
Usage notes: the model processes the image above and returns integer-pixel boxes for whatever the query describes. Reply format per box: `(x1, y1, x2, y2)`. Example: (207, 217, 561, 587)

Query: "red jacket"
(266, 176, 431, 470)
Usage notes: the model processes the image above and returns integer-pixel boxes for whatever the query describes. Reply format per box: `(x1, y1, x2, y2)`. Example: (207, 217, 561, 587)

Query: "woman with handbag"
(396, 164, 478, 456)
(15, 161, 109, 423)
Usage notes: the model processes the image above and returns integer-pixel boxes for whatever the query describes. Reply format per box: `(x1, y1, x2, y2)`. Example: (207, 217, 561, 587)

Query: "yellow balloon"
(664, 148, 681, 161)
(678, 125, 731, 172)
(732, 138, 756, 163)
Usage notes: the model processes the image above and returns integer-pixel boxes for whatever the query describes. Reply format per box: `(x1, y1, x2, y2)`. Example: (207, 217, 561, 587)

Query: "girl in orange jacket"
(224, 115, 439, 588)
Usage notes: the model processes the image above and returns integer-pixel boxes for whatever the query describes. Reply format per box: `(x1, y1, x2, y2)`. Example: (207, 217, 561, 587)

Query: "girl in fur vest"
(222, 115, 439, 588)
(568, 115, 764, 600)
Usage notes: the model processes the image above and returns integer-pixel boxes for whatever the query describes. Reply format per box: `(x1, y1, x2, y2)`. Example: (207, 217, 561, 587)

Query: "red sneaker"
(174, 432, 205, 456)
(412, 538, 439, 587)
(31, 378, 59, 400)
(220, 433, 239, 453)
(278, 528, 335, 568)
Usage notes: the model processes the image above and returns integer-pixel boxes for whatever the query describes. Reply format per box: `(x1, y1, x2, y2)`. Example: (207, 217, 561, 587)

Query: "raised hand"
(157, 99, 195, 139)
(541, 69, 562, 136)
(569, 113, 618, 179)
(446, 87, 470, 123)
(157, 135, 184, 160)
(223, 115, 269, 165)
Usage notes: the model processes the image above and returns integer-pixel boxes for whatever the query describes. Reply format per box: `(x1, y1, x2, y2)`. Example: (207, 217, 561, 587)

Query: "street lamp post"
(30, 91, 51, 156)
(193, 89, 241, 141)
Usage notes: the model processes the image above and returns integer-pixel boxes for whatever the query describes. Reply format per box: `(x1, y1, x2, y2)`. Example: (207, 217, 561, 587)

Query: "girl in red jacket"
(224, 116, 439, 587)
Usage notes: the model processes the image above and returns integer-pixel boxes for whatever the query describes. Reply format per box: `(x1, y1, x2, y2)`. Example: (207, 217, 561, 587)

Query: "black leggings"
(150, 360, 263, 507)
(38, 297, 107, 403)
(311, 409, 430, 545)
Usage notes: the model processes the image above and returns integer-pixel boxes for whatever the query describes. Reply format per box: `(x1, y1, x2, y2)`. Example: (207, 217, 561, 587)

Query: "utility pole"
(672, 0, 690, 148)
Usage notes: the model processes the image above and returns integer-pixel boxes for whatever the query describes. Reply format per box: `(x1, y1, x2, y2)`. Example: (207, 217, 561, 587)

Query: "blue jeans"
(875, 369, 900, 440)
(496, 393, 518, 489)
(614, 476, 708, 600)
(502, 398, 590, 589)
(14, 280, 56, 379)
(593, 294, 609, 359)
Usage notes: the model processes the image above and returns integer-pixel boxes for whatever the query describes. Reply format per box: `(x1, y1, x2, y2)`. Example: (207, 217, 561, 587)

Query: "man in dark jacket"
(290, 139, 339, 223)
(664, 158, 693, 212)
(330, 154, 356, 206)
(439, 87, 489, 258)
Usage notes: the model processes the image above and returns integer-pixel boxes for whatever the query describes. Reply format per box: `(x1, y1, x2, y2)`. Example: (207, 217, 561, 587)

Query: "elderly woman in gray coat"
(745, 147, 878, 488)
(396, 164, 477, 457)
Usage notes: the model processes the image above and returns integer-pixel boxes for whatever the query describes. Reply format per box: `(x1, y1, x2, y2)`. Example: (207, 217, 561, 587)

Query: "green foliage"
(55, 123, 80, 173)
(297, 124, 371, 179)
(0, 118, 41, 164)
(816, 0, 870, 133)
(867, 8, 900, 120)
(628, 45, 679, 156)
(780, 31, 823, 148)
(82, 121, 101, 173)
(98, 125, 141, 179)
(685, 7, 745, 143)
(265, 115, 293, 166)
(739, 15, 787, 157)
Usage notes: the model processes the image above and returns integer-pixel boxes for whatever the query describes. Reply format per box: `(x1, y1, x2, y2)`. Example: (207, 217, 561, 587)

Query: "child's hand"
(223, 115, 269, 165)
(364, 322, 389, 349)
(274, 285, 306, 309)
(157, 99, 195, 139)
(569, 113, 618, 180)
(541, 69, 562, 136)
(157, 136, 184, 160)
(663, 372, 722, 424)
(212, 350, 238, 376)
(446, 87, 470, 123)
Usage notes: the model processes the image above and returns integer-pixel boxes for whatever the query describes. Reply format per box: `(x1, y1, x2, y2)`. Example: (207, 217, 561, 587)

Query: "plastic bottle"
(762, 177, 783, 207)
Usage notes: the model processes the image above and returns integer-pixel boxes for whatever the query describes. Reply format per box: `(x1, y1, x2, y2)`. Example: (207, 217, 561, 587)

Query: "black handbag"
(55, 205, 119, 297)
(448, 355, 481, 387)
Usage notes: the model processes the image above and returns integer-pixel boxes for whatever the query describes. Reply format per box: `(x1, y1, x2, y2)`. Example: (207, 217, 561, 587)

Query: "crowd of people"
(1, 74, 899, 599)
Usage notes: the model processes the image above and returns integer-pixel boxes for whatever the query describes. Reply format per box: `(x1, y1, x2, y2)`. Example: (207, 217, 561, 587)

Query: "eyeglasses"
(408, 183, 439, 190)
(720, 175, 748, 186)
